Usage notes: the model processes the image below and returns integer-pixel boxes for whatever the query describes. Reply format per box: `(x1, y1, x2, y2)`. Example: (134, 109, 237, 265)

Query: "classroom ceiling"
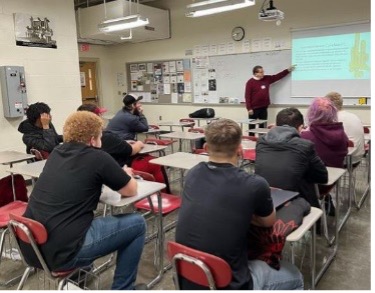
(74, 0, 158, 10)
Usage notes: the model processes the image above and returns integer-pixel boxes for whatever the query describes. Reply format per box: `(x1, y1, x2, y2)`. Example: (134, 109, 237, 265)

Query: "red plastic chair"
(188, 128, 205, 154)
(8, 213, 82, 290)
(179, 118, 195, 131)
(363, 126, 370, 134)
(30, 148, 49, 161)
(167, 241, 232, 290)
(0, 174, 28, 286)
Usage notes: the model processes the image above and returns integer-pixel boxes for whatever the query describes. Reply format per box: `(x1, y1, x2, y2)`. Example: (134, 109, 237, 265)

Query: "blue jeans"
(248, 260, 304, 290)
(58, 213, 146, 290)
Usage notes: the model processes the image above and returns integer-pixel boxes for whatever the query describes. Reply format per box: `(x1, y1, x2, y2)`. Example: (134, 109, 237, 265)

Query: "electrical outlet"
(118, 91, 122, 95)
(159, 116, 162, 120)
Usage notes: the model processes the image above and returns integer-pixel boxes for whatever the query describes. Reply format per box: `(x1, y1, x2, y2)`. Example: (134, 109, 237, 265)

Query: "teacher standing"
(245, 65, 295, 133)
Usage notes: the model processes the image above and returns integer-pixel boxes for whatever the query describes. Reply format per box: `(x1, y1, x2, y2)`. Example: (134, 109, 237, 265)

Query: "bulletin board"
(126, 59, 192, 104)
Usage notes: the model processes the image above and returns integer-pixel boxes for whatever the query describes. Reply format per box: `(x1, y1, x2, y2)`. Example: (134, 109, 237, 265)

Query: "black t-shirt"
(175, 162, 273, 290)
(101, 130, 133, 166)
(22, 142, 131, 271)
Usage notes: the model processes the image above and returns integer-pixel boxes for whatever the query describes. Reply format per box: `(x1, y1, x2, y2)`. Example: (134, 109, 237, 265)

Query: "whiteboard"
(193, 50, 312, 105)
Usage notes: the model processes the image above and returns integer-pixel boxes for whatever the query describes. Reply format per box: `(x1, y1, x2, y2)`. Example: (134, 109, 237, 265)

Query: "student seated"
(20, 111, 146, 290)
(18, 102, 62, 156)
(255, 107, 328, 208)
(77, 103, 144, 167)
(300, 97, 348, 168)
(175, 118, 303, 290)
(106, 94, 149, 140)
(325, 91, 365, 165)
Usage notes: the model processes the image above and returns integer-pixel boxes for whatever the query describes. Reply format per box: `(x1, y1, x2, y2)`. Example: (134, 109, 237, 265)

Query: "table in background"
(235, 119, 268, 132)
(248, 128, 270, 136)
(157, 121, 195, 132)
(139, 144, 168, 156)
(159, 131, 205, 152)
(187, 117, 219, 127)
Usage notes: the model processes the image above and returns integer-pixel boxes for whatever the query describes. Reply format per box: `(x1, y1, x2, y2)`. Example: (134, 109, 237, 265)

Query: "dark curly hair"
(26, 102, 51, 125)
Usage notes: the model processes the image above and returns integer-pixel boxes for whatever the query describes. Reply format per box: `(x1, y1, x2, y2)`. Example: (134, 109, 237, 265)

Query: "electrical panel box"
(0, 66, 28, 118)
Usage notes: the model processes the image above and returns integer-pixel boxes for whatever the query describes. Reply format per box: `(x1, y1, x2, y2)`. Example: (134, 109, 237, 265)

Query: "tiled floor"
(0, 155, 371, 290)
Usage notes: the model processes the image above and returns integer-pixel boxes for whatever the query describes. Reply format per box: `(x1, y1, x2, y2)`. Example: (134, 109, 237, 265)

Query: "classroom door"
(80, 61, 99, 105)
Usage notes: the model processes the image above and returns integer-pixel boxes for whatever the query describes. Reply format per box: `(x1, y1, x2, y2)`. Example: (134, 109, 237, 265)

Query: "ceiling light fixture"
(98, 0, 149, 33)
(98, 14, 149, 32)
(186, 0, 255, 17)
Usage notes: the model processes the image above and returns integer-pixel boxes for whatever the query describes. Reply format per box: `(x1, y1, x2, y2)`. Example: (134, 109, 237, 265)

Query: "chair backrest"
(8, 213, 52, 274)
(179, 118, 195, 127)
(9, 213, 47, 244)
(0, 174, 28, 207)
(30, 148, 49, 161)
(133, 170, 156, 182)
(149, 124, 160, 130)
(188, 128, 204, 133)
(167, 241, 232, 289)
(363, 126, 370, 134)
(348, 140, 354, 147)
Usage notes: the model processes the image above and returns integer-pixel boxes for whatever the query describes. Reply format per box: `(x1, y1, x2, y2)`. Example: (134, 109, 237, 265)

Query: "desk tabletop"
(236, 119, 268, 125)
(188, 117, 219, 121)
(347, 147, 356, 156)
(159, 131, 205, 140)
(100, 181, 166, 207)
(139, 144, 168, 154)
(150, 152, 208, 170)
(325, 167, 347, 186)
(248, 128, 270, 134)
(158, 121, 195, 127)
(6, 159, 46, 178)
(0, 151, 35, 165)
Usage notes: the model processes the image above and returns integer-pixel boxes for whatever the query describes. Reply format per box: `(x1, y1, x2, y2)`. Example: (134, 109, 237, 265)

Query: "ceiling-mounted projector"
(258, 9, 284, 21)
(259, 0, 284, 22)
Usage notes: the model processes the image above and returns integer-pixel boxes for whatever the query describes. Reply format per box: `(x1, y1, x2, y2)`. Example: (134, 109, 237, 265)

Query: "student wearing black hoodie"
(18, 102, 62, 156)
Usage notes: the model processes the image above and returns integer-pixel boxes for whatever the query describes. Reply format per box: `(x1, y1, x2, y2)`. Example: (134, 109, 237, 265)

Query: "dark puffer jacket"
(255, 125, 328, 208)
(18, 120, 63, 154)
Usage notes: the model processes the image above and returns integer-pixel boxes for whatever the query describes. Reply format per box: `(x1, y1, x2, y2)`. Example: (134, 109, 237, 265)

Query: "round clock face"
(232, 26, 245, 41)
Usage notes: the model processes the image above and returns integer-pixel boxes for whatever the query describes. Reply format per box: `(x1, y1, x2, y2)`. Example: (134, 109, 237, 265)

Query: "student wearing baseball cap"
(106, 94, 149, 140)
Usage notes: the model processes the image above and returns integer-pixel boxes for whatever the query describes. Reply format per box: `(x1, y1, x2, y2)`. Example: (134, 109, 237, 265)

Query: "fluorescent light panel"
(98, 14, 149, 32)
(186, 0, 255, 17)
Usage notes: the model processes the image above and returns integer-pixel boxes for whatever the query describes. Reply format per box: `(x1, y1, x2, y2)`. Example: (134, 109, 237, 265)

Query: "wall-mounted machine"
(0, 66, 28, 118)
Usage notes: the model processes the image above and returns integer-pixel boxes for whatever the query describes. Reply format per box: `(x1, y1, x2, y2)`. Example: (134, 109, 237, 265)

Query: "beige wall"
(0, 0, 81, 176)
(79, 0, 371, 124)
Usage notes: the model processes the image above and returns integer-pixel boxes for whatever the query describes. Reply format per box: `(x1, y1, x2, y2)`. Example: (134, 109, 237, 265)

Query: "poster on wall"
(14, 13, 57, 48)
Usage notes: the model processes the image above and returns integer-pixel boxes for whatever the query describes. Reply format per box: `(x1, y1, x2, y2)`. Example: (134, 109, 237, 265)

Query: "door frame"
(79, 58, 102, 106)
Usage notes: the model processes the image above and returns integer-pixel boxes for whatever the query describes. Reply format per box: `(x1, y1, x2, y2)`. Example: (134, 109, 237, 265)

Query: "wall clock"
(232, 26, 245, 41)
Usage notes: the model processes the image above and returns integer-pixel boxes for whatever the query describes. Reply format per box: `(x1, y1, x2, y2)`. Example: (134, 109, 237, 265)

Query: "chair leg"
(0, 228, 8, 265)
(17, 266, 33, 290)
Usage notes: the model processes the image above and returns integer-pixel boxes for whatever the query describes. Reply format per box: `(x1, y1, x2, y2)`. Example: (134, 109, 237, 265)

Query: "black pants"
(248, 107, 268, 135)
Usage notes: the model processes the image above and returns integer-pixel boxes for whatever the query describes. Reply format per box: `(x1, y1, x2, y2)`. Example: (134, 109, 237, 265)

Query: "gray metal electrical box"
(0, 66, 28, 118)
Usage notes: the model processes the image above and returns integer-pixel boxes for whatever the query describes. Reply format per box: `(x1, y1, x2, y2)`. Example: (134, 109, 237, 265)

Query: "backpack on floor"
(0, 174, 28, 207)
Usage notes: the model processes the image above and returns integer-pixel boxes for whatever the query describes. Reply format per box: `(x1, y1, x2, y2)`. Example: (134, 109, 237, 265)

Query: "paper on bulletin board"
(163, 62, 170, 73)
(251, 39, 262, 52)
(242, 39, 251, 52)
(176, 60, 184, 71)
(163, 74, 170, 83)
(210, 44, 218, 55)
(171, 93, 178, 103)
(116, 73, 125, 87)
(194, 45, 201, 55)
(169, 61, 176, 73)
(201, 45, 209, 55)
(184, 70, 191, 82)
(262, 37, 272, 51)
(227, 42, 235, 54)
(184, 82, 192, 93)
(177, 73, 184, 83)
(147, 63, 153, 73)
(183, 93, 192, 103)
(164, 84, 171, 95)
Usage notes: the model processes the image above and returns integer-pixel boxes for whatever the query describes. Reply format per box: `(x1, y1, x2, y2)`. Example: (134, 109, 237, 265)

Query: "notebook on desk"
(271, 189, 299, 209)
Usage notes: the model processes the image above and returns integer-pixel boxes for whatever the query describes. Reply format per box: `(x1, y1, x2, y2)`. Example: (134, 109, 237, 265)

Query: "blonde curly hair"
(63, 111, 103, 144)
